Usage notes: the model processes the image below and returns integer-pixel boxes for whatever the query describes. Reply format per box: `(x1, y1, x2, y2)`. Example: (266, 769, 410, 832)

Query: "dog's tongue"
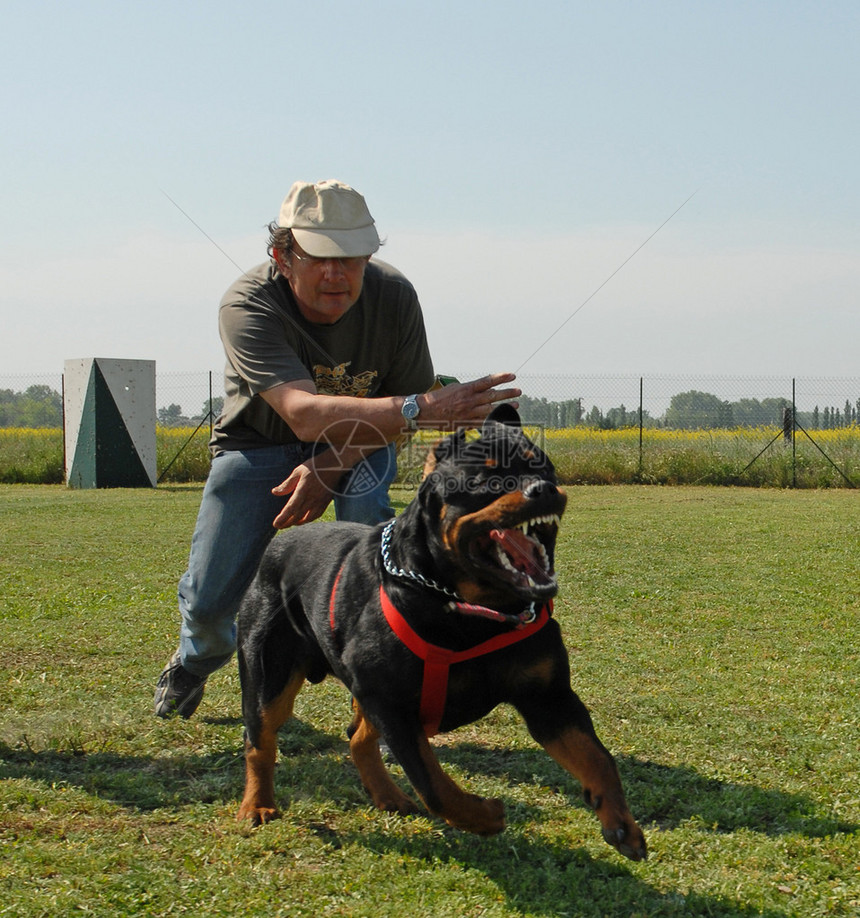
(489, 528, 544, 577)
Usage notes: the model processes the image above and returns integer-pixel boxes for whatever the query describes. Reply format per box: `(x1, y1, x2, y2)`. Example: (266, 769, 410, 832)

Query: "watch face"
(402, 396, 420, 420)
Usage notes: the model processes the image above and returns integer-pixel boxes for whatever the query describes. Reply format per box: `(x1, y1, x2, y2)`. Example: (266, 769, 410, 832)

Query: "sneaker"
(154, 650, 206, 719)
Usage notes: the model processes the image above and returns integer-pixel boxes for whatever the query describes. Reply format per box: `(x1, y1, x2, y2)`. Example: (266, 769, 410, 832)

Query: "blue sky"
(2, 0, 858, 381)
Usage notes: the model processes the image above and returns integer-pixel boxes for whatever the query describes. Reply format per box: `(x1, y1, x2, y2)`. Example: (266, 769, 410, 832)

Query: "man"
(155, 179, 520, 718)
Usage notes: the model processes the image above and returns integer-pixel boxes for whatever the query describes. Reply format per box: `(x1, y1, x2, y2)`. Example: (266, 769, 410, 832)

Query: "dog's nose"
(524, 479, 557, 500)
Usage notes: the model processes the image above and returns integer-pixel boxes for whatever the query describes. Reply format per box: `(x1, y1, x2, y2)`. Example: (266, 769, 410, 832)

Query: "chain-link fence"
(0, 371, 222, 428)
(389, 375, 860, 490)
(1, 372, 858, 487)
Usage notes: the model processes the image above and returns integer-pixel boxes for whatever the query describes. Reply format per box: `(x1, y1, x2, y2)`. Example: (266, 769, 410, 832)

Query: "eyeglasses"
(290, 248, 368, 270)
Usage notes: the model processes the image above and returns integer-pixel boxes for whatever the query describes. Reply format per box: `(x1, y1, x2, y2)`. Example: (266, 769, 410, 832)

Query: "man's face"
(277, 243, 369, 325)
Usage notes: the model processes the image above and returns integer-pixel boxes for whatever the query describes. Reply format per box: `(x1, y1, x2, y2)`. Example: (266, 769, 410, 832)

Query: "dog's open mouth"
(473, 514, 561, 596)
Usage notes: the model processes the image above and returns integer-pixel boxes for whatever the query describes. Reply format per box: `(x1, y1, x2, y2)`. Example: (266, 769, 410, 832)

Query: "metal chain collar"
(380, 518, 461, 599)
(379, 518, 539, 626)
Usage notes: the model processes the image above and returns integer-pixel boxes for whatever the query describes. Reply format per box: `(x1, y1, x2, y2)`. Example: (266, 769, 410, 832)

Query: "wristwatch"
(401, 394, 421, 430)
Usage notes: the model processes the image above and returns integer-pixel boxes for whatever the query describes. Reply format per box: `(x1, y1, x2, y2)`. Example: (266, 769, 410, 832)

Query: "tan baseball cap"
(277, 179, 381, 257)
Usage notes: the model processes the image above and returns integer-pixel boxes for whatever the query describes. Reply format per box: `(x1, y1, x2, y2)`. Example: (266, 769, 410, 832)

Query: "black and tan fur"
(236, 404, 646, 861)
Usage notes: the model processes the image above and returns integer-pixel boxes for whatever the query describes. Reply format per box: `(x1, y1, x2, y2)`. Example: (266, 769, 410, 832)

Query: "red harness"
(328, 570, 551, 737)
(379, 587, 550, 736)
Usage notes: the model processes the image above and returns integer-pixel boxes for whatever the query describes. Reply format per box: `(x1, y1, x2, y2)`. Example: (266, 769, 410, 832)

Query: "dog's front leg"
(414, 735, 506, 835)
(371, 715, 506, 836)
(540, 725, 647, 861)
(520, 688, 647, 861)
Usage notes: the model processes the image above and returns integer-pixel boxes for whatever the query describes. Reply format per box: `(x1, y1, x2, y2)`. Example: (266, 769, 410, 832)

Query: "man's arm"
(261, 372, 521, 528)
(260, 372, 521, 445)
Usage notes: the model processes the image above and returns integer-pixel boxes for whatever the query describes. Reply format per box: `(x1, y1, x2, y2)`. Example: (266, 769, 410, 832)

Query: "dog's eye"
(462, 473, 521, 497)
(461, 474, 493, 495)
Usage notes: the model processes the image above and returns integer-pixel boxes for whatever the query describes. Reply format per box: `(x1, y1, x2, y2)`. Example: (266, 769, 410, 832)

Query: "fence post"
(638, 376, 644, 478)
(61, 372, 67, 479)
(792, 378, 797, 488)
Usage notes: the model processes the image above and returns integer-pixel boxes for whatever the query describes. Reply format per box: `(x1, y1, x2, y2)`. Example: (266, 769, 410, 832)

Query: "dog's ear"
(484, 403, 522, 431)
(424, 429, 466, 473)
(418, 429, 466, 516)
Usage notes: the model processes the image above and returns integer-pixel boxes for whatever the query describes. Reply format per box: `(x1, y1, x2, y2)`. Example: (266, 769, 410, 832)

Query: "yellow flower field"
(399, 424, 860, 488)
(2, 424, 858, 487)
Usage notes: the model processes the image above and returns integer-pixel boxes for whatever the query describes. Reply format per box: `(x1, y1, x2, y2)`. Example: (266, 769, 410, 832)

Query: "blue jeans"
(177, 442, 397, 677)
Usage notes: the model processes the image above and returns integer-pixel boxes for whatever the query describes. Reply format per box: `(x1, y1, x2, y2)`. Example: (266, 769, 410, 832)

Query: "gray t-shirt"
(211, 259, 435, 453)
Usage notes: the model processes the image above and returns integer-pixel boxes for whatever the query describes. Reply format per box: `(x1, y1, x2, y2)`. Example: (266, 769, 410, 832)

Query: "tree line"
(1, 385, 858, 431)
(156, 398, 224, 427)
(517, 391, 860, 430)
(0, 385, 63, 428)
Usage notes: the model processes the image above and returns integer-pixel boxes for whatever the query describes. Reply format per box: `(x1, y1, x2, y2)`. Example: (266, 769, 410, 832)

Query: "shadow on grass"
(434, 742, 857, 839)
(349, 828, 788, 918)
(0, 720, 352, 813)
(4, 723, 854, 917)
(1, 720, 853, 843)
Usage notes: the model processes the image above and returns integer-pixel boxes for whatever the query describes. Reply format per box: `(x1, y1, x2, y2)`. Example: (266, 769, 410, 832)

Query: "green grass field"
(1, 484, 858, 917)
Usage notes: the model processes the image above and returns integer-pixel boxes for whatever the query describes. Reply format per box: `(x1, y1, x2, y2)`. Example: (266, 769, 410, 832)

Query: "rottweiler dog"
(236, 404, 646, 861)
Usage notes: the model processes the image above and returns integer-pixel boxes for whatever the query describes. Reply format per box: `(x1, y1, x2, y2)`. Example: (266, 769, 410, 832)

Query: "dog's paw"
(600, 821, 648, 862)
(374, 792, 422, 817)
(237, 803, 281, 828)
(476, 796, 507, 836)
(583, 789, 647, 861)
(446, 795, 506, 836)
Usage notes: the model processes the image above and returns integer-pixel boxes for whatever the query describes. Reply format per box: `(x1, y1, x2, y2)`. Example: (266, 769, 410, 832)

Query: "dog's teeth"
(537, 542, 549, 571)
(495, 544, 518, 574)
(519, 513, 561, 532)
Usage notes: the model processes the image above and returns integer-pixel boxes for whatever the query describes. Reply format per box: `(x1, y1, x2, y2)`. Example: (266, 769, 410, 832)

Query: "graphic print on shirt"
(313, 362, 377, 397)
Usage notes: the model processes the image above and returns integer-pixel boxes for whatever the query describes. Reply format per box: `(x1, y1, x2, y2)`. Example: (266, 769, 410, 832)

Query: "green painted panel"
(67, 360, 153, 488)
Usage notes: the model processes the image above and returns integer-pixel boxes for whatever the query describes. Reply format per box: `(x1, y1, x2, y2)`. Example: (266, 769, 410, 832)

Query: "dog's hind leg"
(348, 702, 421, 816)
(237, 670, 306, 826)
